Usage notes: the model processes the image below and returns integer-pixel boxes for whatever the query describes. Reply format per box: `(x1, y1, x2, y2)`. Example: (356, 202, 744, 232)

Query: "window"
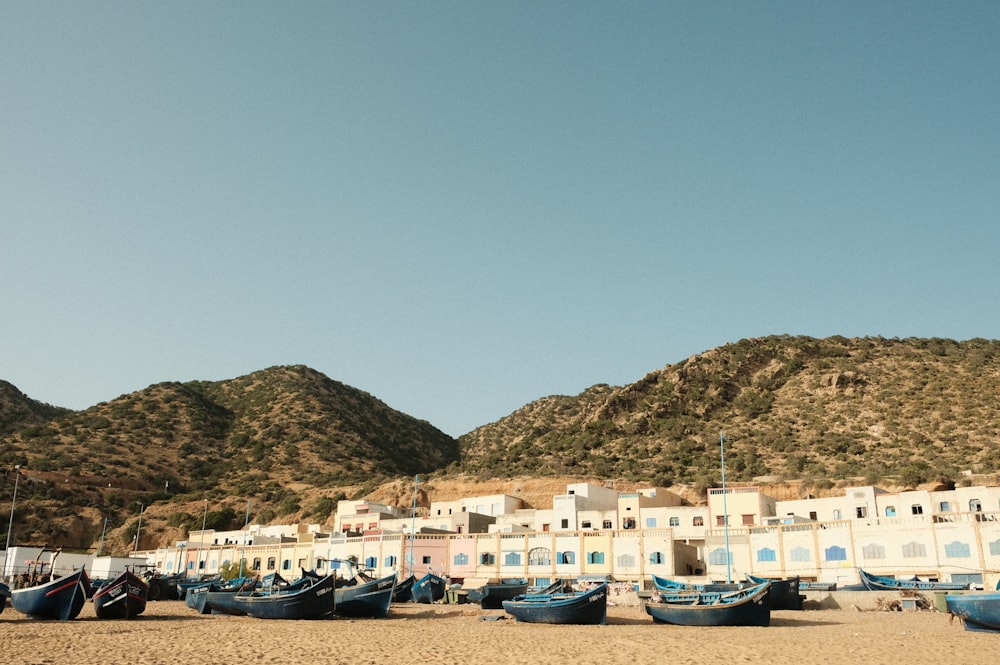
(586, 551, 605, 564)
(757, 547, 776, 562)
(833, 509, 842, 520)
(645, 517, 657, 528)
(862, 543, 885, 560)
(693, 516, 704, 527)
(716, 515, 727, 527)
(384, 555, 397, 568)
(602, 520, 613, 529)
(911, 505, 923, 515)
(824, 546, 847, 561)
(622, 518, 636, 529)
(267, 557, 276, 570)
(902, 541, 927, 558)
(649, 551, 664, 565)
(669, 517, 680, 527)
(945, 541, 971, 558)
(561, 519, 569, 529)
(481, 553, 496, 565)
(940, 501, 951, 512)
(282, 559, 291, 571)
(970, 499, 982, 512)
(504, 552, 522, 566)
(790, 547, 811, 562)
(617, 554, 636, 567)
(528, 547, 552, 566)
(187, 561, 194, 570)
(885, 506, 896, 517)
(708, 548, 730, 565)
(364, 556, 377, 569)
(809, 511, 817, 521)
(581, 520, 592, 529)
(856, 506, 867, 518)
(422, 556, 431, 565)
(252, 557, 261, 571)
(742, 514, 755, 526)
(453, 553, 469, 566)
(556, 551, 575, 565)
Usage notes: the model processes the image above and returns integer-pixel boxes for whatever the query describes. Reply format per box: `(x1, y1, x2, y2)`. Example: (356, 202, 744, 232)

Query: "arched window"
(528, 547, 551, 566)
(790, 547, 811, 562)
(945, 541, 971, 558)
(824, 546, 847, 561)
(708, 548, 730, 565)
(862, 543, 885, 560)
(757, 547, 776, 562)
(504, 552, 522, 566)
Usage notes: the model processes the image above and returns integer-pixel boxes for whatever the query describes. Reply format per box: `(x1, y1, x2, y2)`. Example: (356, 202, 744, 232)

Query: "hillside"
(459, 336, 1000, 490)
(2, 335, 1000, 553)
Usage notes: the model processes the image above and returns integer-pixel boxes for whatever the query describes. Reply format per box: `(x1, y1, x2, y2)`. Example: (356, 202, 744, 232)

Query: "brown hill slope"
(458, 335, 1000, 490)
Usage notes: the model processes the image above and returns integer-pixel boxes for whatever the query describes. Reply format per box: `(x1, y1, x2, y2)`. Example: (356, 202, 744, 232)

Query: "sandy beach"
(3, 596, 999, 665)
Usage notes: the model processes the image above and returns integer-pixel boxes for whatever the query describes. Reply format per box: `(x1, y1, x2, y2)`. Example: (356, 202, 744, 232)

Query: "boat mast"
(720, 431, 732, 584)
(96, 515, 108, 557)
(4, 465, 21, 563)
(133, 503, 144, 554)
(239, 500, 251, 578)
(408, 475, 419, 577)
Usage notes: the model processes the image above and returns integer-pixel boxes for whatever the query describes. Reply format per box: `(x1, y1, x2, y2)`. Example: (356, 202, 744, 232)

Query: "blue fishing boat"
(392, 574, 416, 603)
(746, 574, 802, 610)
(645, 580, 771, 627)
(859, 569, 966, 591)
(651, 574, 744, 593)
(232, 573, 336, 620)
(93, 570, 149, 620)
(946, 592, 1000, 633)
(11, 567, 92, 621)
(502, 583, 608, 625)
(0, 581, 9, 615)
(466, 579, 529, 610)
(411, 572, 446, 604)
(334, 572, 396, 618)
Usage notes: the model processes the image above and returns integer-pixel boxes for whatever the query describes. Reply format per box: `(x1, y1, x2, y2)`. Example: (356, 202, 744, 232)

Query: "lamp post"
(5, 465, 21, 551)
(720, 432, 732, 584)
(198, 499, 208, 577)
(133, 503, 144, 554)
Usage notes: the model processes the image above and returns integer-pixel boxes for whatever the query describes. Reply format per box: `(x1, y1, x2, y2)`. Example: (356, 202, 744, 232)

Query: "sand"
(2, 599, 998, 665)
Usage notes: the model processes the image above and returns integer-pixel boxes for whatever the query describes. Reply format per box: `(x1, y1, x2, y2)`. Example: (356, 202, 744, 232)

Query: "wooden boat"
(231, 573, 336, 620)
(746, 574, 803, 610)
(946, 592, 1000, 633)
(502, 583, 608, 625)
(651, 574, 744, 593)
(644, 580, 771, 627)
(859, 569, 966, 591)
(466, 579, 529, 609)
(392, 574, 415, 602)
(800, 581, 837, 591)
(11, 567, 92, 621)
(411, 572, 446, 604)
(334, 572, 396, 618)
(0, 581, 9, 615)
(93, 570, 149, 619)
(191, 577, 259, 615)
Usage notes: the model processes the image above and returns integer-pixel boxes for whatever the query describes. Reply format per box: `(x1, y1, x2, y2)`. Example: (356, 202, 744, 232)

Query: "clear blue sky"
(2, 2, 998, 437)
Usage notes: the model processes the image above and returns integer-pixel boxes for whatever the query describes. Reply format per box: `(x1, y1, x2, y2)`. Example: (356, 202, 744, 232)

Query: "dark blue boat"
(746, 574, 803, 610)
(411, 572, 446, 604)
(392, 574, 416, 603)
(334, 573, 396, 618)
(859, 569, 966, 591)
(652, 574, 744, 593)
(502, 583, 608, 625)
(946, 592, 1000, 632)
(0, 581, 9, 615)
(645, 580, 771, 627)
(232, 573, 336, 620)
(466, 579, 529, 610)
(10, 567, 92, 621)
(93, 570, 149, 620)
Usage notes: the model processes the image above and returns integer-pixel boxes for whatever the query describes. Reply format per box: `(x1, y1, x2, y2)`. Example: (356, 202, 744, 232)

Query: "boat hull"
(645, 582, 771, 627)
(946, 593, 1000, 633)
(234, 574, 336, 620)
(502, 583, 607, 625)
(859, 569, 966, 591)
(411, 573, 446, 604)
(93, 571, 149, 619)
(11, 568, 92, 621)
(392, 574, 415, 603)
(747, 575, 802, 611)
(467, 582, 529, 610)
(334, 573, 396, 618)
